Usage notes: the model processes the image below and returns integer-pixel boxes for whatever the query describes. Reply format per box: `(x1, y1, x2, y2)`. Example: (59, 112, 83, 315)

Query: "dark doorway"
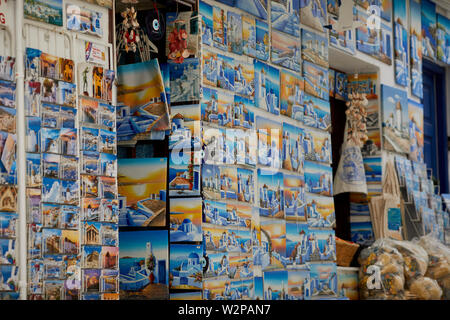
(422, 59, 448, 193)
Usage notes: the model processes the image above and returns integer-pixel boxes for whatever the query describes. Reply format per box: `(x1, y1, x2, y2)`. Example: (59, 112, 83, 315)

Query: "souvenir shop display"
(410, 0, 423, 99)
(3, 0, 448, 302)
(0, 54, 18, 299)
(23, 37, 118, 301)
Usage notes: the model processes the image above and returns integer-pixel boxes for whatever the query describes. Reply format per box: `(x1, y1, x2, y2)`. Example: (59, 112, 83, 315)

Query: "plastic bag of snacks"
(415, 235, 450, 299)
(385, 239, 429, 283)
(406, 277, 442, 300)
(358, 239, 405, 300)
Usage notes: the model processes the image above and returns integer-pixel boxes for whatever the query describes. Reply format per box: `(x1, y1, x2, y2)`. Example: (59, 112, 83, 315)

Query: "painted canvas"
(271, 0, 300, 37)
(303, 128, 332, 164)
(24, 0, 63, 27)
(361, 128, 381, 157)
(280, 70, 304, 121)
(256, 20, 270, 61)
(116, 60, 170, 142)
(169, 59, 201, 104)
(169, 244, 203, 290)
(356, 9, 380, 56)
(303, 61, 329, 101)
(169, 151, 201, 197)
(347, 73, 378, 99)
(328, 69, 335, 97)
(200, 1, 213, 46)
(256, 116, 281, 169)
(328, 14, 356, 55)
(236, 168, 255, 204)
(327, 0, 339, 16)
(337, 267, 359, 300)
(213, 5, 228, 51)
(271, 30, 301, 72)
(306, 193, 335, 228)
(355, 0, 392, 22)
(304, 161, 333, 197)
(169, 104, 201, 151)
(393, 0, 409, 87)
(408, 99, 424, 163)
(263, 270, 288, 300)
(258, 168, 284, 218)
(335, 71, 347, 101)
(437, 14, 450, 64)
(202, 278, 227, 300)
(410, 0, 423, 99)
(233, 95, 255, 130)
(227, 11, 243, 55)
(203, 224, 228, 252)
(260, 217, 287, 270)
(284, 174, 306, 221)
(286, 221, 309, 264)
(300, 0, 327, 33)
(170, 197, 202, 242)
(119, 230, 169, 300)
(170, 291, 202, 300)
(308, 228, 336, 262)
(309, 262, 337, 298)
(301, 28, 329, 68)
(303, 94, 331, 130)
(242, 15, 257, 58)
(117, 158, 167, 227)
(421, 0, 437, 60)
(288, 267, 311, 300)
(236, 0, 268, 21)
(254, 60, 280, 115)
(363, 157, 382, 183)
(381, 84, 409, 154)
(282, 122, 305, 174)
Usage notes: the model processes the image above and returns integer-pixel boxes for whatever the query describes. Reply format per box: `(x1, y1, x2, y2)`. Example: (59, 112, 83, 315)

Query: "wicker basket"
(336, 237, 360, 267)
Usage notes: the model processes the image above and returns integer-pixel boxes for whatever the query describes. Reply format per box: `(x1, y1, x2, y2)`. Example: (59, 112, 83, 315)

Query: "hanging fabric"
(333, 93, 369, 195)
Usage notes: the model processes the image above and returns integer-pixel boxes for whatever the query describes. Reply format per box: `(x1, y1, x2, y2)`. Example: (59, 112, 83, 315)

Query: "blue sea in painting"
(237, 0, 268, 21)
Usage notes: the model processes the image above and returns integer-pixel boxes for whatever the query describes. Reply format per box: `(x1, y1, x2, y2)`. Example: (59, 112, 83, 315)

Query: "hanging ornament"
(167, 18, 190, 63)
(116, 5, 157, 64)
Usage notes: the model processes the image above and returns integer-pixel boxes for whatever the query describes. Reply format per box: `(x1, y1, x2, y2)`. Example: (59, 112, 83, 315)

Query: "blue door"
(422, 70, 438, 176)
(158, 260, 166, 284)
(422, 60, 448, 193)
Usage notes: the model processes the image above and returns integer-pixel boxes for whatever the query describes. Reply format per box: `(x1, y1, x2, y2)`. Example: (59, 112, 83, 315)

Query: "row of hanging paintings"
(197, 0, 339, 301)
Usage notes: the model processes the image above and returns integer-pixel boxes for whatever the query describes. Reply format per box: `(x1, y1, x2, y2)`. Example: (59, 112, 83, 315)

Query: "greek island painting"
(410, 0, 423, 99)
(306, 193, 335, 228)
(436, 14, 450, 64)
(271, 0, 301, 37)
(169, 244, 203, 290)
(421, 0, 437, 61)
(116, 60, 170, 142)
(381, 84, 409, 154)
(117, 158, 167, 227)
(300, 0, 327, 33)
(280, 70, 304, 121)
(236, 0, 268, 21)
(393, 0, 408, 87)
(355, 0, 392, 22)
(24, 0, 63, 27)
(408, 99, 424, 163)
(271, 30, 301, 72)
(169, 197, 202, 243)
(119, 230, 169, 300)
